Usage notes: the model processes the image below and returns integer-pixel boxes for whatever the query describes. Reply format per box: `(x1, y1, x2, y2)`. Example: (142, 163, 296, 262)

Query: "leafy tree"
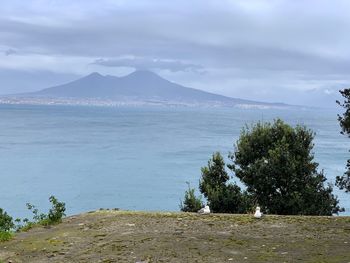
(180, 182, 203, 212)
(228, 119, 342, 215)
(0, 208, 14, 232)
(199, 152, 252, 213)
(336, 88, 350, 192)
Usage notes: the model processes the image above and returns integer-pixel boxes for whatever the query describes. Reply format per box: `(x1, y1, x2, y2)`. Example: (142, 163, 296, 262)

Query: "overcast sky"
(1, 0, 349, 107)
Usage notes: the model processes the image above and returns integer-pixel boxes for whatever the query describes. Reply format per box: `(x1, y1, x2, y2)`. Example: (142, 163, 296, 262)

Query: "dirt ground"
(0, 210, 350, 263)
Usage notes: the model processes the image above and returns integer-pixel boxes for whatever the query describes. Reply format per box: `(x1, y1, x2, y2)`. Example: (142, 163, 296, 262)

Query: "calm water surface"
(0, 104, 349, 218)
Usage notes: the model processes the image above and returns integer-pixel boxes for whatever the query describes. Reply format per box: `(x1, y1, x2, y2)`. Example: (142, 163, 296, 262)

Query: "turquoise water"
(0, 104, 349, 218)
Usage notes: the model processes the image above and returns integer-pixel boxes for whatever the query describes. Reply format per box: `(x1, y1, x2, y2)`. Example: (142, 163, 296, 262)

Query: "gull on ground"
(254, 206, 263, 218)
(198, 205, 210, 214)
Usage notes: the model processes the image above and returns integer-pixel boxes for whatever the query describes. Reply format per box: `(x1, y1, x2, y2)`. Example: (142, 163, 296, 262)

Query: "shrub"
(22, 195, 66, 229)
(0, 208, 14, 242)
(0, 208, 14, 232)
(48, 195, 66, 223)
(0, 231, 12, 242)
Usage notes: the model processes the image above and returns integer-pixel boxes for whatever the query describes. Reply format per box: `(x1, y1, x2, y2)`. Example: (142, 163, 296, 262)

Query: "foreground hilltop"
(8, 70, 291, 108)
(1, 210, 349, 262)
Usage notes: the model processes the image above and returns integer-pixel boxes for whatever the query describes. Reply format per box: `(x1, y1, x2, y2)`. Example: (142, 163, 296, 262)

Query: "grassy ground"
(0, 210, 350, 262)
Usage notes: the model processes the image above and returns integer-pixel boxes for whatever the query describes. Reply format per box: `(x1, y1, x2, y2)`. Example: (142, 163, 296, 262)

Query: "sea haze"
(0, 104, 349, 219)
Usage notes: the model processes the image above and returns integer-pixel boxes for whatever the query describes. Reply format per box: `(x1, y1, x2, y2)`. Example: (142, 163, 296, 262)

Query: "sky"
(0, 0, 349, 107)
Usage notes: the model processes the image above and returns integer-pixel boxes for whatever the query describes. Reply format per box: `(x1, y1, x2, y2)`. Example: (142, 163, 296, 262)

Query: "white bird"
(254, 206, 263, 218)
(198, 205, 210, 214)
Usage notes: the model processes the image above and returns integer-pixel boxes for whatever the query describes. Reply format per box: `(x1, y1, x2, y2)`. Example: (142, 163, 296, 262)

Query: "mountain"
(16, 70, 290, 108)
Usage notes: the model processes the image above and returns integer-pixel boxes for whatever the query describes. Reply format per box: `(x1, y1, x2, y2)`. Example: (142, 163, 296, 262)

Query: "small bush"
(26, 203, 47, 222)
(20, 195, 66, 230)
(180, 183, 203, 212)
(0, 208, 14, 232)
(0, 231, 12, 242)
(48, 195, 66, 223)
(0, 208, 14, 242)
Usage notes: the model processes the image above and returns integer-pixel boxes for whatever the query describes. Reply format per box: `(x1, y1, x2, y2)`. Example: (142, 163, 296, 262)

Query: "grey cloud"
(1, 3, 349, 77)
(92, 57, 204, 73)
(0, 0, 350, 107)
(201, 45, 350, 76)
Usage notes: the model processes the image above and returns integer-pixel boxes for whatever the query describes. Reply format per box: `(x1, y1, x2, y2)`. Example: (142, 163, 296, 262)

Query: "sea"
(0, 104, 349, 219)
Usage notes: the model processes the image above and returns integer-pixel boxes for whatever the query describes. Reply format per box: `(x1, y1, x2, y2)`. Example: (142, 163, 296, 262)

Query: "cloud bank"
(0, 0, 349, 106)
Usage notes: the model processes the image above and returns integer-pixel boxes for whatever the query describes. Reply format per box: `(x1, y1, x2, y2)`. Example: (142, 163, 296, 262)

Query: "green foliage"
(26, 203, 47, 222)
(336, 160, 350, 193)
(229, 119, 342, 215)
(337, 89, 350, 136)
(199, 152, 229, 195)
(0, 196, 66, 242)
(336, 88, 350, 193)
(48, 195, 66, 223)
(0, 208, 14, 232)
(0, 231, 12, 242)
(17, 195, 66, 230)
(199, 152, 252, 213)
(0, 208, 14, 242)
(180, 182, 203, 212)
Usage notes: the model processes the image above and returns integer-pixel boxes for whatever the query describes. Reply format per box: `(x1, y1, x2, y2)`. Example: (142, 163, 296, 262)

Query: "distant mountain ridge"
(15, 70, 290, 108)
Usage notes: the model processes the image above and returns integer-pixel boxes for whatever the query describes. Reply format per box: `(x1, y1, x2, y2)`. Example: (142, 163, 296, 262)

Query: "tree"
(228, 119, 342, 215)
(199, 152, 252, 213)
(180, 182, 203, 212)
(336, 88, 350, 192)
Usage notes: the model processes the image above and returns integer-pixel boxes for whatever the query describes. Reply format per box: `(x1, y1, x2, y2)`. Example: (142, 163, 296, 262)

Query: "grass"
(0, 210, 349, 262)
